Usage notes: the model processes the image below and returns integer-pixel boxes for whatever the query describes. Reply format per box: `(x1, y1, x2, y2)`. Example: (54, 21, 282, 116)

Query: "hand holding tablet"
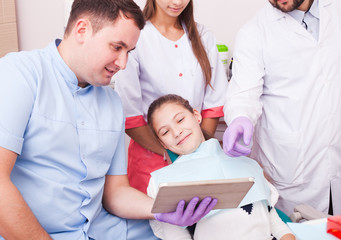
(154, 196, 218, 227)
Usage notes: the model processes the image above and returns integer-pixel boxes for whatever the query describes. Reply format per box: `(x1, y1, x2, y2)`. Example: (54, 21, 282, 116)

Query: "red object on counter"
(327, 215, 341, 239)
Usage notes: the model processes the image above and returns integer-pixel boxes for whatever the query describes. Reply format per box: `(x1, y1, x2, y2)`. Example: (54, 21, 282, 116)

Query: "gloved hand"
(223, 116, 253, 157)
(154, 197, 218, 227)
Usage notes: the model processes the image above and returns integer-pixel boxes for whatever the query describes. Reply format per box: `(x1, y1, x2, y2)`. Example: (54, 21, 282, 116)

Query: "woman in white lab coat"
(115, 0, 228, 193)
(224, 0, 341, 216)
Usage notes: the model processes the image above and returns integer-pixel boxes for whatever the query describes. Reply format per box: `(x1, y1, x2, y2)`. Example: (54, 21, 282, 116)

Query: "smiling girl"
(146, 94, 296, 240)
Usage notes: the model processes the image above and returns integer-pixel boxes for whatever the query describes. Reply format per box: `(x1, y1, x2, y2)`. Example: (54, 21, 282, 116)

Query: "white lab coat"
(224, 0, 341, 216)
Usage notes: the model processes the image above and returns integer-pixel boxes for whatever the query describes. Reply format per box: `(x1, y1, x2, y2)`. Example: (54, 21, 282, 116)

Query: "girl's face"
(152, 102, 205, 155)
(154, 0, 191, 18)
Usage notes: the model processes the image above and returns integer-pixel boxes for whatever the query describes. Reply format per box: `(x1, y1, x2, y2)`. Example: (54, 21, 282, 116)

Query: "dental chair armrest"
(289, 204, 330, 223)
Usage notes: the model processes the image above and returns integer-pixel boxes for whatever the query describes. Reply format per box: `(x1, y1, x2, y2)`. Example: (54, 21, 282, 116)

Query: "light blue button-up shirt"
(288, 0, 320, 40)
(0, 40, 127, 239)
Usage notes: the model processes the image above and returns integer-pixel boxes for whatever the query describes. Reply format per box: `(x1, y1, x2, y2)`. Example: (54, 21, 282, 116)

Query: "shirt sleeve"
(114, 50, 146, 129)
(223, 19, 264, 126)
(0, 55, 36, 154)
(106, 120, 127, 175)
(198, 24, 228, 119)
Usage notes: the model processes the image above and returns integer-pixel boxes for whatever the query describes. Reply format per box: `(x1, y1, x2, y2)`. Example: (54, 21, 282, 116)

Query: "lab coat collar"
(266, 0, 325, 42)
(146, 20, 189, 44)
(266, 2, 287, 22)
(319, 0, 332, 7)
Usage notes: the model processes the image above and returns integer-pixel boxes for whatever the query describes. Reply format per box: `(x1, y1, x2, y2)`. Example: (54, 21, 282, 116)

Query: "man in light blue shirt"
(0, 0, 216, 239)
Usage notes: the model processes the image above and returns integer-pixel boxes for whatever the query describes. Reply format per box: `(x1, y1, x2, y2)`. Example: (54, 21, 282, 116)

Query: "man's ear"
(73, 18, 91, 44)
(193, 109, 202, 124)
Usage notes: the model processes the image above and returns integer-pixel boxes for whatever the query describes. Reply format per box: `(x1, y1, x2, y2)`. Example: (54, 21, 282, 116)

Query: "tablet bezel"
(151, 177, 255, 213)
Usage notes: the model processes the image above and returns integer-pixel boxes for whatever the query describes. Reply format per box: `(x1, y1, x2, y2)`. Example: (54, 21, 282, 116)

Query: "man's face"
(269, 0, 305, 12)
(78, 15, 140, 87)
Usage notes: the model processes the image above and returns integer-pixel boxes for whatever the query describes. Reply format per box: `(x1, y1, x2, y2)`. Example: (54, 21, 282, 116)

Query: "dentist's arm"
(0, 147, 52, 240)
(102, 175, 217, 226)
(201, 117, 219, 138)
(126, 125, 165, 156)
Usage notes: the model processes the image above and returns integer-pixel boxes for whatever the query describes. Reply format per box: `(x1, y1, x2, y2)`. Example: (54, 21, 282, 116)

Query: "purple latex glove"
(154, 197, 218, 227)
(223, 116, 253, 157)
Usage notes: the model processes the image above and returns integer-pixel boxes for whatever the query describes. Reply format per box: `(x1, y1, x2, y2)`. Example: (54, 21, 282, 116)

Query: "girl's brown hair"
(147, 94, 212, 140)
(143, 0, 212, 88)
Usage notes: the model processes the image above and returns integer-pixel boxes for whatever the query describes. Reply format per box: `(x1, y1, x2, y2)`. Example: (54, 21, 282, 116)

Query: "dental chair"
(286, 205, 339, 240)
(289, 204, 330, 222)
(166, 150, 330, 224)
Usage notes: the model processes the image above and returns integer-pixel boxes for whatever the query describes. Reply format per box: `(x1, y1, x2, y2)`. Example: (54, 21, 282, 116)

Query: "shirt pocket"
(82, 129, 121, 179)
(253, 127, 303, 185)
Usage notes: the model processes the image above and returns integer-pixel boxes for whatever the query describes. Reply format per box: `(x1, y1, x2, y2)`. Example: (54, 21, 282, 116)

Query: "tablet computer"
(151, 177, 254, 213)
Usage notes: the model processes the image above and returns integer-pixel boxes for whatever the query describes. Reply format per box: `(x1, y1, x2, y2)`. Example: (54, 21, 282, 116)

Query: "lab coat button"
(175, 44, 178, 48)
(179, 73, 183, 77)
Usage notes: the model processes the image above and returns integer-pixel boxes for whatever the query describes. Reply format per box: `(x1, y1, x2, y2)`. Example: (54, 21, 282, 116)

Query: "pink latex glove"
(223, 116, 253, 157)
(154, 197, 218, 227)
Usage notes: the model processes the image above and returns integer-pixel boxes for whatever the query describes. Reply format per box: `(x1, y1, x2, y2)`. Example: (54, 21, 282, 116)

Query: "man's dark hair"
(64, 0, 145, 36)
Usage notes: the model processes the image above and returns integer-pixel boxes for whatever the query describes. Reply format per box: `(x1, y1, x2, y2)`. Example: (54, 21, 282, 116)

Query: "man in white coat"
(223, 0, 341, 216)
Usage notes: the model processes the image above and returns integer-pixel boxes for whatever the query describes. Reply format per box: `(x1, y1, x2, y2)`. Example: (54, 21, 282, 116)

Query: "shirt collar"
(268, 0, 320, 21)
(50, 39, 91, 94)
(287, 7, 305, 23)
(287, 0, 319, 22)
(309, 0, 320, 19)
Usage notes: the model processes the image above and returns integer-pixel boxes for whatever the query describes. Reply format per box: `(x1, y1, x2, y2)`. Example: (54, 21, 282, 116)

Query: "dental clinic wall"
(15, 0, 267, 56)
